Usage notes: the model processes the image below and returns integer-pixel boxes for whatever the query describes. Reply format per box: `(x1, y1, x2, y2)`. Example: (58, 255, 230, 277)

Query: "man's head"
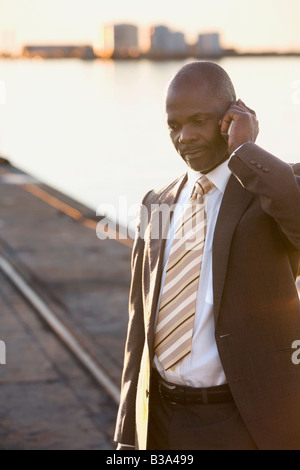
(166, 61, 237, 173)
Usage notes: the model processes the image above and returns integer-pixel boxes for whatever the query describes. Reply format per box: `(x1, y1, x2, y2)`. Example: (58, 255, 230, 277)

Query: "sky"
(0, 0, 300, 53)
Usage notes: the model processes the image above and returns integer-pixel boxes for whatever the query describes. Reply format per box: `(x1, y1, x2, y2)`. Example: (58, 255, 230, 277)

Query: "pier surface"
(0, 160, 132, 449)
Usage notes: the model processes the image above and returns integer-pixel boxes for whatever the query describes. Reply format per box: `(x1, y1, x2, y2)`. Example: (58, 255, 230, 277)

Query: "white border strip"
(0, 255, 120, 404)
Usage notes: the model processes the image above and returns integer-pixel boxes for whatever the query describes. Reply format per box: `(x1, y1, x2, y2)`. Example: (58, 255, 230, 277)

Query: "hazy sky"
(0, 0, 299, 53)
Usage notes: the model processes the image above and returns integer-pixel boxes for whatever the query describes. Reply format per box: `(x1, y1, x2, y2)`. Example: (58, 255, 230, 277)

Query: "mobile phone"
(221, 120, 233, 142)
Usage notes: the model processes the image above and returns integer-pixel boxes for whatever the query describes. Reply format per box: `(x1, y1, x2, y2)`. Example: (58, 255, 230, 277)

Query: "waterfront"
(0, 56, 300, 226)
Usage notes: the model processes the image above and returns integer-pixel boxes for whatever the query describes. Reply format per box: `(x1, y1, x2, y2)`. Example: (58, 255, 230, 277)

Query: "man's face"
(166, 80, 230, 173)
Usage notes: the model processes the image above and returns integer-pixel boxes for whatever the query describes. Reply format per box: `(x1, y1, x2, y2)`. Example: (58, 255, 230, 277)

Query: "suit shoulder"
(143, 174, 187, 206)
(293, 162, 300, 176)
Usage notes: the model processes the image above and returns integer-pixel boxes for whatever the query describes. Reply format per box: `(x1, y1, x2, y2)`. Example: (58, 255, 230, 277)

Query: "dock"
(0, 159, 133, 449)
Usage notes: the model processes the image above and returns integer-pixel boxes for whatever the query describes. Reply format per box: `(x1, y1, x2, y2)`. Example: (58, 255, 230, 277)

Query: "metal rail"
(0, 254, 121, 405)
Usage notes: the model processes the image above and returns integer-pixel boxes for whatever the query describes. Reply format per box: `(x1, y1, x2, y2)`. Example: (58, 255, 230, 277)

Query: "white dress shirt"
(154, 159, 232, 388)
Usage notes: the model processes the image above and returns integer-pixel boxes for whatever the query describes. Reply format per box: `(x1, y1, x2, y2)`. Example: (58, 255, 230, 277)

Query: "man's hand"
(219, 99, 259, 155)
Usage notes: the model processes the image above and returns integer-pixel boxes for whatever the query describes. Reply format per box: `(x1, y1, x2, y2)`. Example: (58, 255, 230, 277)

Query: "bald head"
(165, 61, 236, 173)
(168, 61, 236, 106)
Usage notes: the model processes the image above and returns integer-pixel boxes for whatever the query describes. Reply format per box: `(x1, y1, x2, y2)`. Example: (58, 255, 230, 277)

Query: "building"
(150, 26, 187, 58)
(150, 25, 169, 56)
(98, 24, 139, 59)
(22, 45, 95, 60)
(196, 33, 222, 57)
(114, 24, 139, 58)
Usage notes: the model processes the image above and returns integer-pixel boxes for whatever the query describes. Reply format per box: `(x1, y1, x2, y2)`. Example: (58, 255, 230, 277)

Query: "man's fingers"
(220, 110, 240, 133)
(220, 99, 257, 134)
(236, 99, 257, 116)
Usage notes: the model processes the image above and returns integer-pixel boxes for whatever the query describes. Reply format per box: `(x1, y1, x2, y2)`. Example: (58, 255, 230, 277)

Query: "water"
(0, 56, 300, 227)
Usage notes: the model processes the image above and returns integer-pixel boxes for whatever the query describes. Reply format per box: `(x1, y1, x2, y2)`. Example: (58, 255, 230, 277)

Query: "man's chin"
(187, 162, 207, 173)
(183, 154, 229, 174)
(184, 157, 213, 174)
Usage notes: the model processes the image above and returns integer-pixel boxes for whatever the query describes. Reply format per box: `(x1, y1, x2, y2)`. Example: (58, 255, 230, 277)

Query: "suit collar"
(187, 160, 232, 197)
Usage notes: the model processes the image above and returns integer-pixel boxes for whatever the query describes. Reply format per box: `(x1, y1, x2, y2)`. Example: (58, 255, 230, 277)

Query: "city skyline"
(0, 0, 300, 55)
(17, 23, 300, 61)
(97, 25, 225, 59)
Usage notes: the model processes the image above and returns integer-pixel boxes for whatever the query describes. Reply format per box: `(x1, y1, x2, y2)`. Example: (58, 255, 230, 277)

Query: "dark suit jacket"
(114, 143, 300, 450)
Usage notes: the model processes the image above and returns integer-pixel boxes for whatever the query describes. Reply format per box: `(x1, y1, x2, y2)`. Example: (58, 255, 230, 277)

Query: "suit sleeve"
(228, 143, 300, 250)
(114, 192, 151, 446)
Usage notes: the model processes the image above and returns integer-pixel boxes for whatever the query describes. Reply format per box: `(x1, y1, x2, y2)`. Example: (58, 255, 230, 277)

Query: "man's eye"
(168, 123, 179, 131)
(195, 119, 206, 125)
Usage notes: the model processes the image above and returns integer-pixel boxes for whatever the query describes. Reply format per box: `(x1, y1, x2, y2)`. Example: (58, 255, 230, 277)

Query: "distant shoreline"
(1, 51, 300, 61)
(113, 51, 300, 61)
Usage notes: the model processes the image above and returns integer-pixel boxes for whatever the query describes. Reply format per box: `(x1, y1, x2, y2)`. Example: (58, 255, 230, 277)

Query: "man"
(114, 61, 300, 450)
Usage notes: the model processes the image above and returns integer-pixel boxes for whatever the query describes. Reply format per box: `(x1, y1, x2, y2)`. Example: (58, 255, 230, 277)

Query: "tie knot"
(192, 176, 214, 199)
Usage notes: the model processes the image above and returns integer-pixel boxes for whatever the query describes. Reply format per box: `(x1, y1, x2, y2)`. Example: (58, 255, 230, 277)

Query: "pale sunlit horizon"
(0, 0, 300, 54)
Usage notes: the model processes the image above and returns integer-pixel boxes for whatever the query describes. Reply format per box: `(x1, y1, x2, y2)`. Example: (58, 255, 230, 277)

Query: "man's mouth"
(181, 147, 207, 158)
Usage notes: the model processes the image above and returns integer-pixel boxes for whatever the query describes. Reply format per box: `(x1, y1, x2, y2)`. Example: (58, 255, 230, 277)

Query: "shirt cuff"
(117, 443, 135, 449)
(229, 144, 245, 160)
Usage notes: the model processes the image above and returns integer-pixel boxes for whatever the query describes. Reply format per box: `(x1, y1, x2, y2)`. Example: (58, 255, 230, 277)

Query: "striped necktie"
(154, 175, 214, 370)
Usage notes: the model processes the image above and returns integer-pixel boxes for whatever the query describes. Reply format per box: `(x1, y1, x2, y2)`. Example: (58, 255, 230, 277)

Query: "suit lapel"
(213, 175, 254, 323)
(146, 172, 254, 339)
(146, 174, 187, 343)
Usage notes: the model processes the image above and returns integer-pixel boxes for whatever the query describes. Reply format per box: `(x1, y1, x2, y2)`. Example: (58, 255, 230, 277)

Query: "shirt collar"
(187, 159, 232, 198)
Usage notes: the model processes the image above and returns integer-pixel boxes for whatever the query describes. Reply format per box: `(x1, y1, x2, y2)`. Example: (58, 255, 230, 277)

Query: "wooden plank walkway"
(0, 269, 117, 450)
(0, 160, 134, 449)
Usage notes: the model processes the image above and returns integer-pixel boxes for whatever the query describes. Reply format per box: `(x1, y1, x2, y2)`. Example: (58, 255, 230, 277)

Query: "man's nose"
(178, 125, 197, 143)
